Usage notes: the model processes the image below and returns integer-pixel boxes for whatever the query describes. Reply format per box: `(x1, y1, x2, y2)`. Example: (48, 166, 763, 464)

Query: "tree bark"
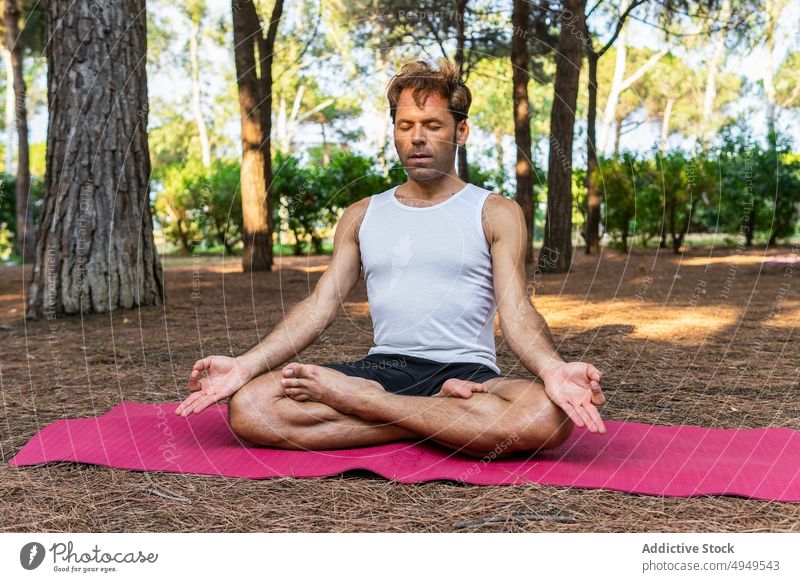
(4, 0, 34, 263)
(27, 0, 164, 318)
(698, 0, 731, 148)
(584, 0, 646, 253)
(189, 16, 212, 167)
(660, 97, 674, 153)
(232, 0, 279, 272)
(3, 47, 13, 173)
(494, 128, 504, 190)
(455, 0, 469, 181)
(762, 0, 785, 150)
(584, 48, 600, 255)
(256, 0, 283, 260)
(538, 0, 585, 274)
(599, 16, 626, 154)
(511, 0, 534, 264)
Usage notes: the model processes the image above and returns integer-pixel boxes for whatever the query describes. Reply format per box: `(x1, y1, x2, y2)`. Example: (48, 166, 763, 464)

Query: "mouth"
(408, 153, 433, 163)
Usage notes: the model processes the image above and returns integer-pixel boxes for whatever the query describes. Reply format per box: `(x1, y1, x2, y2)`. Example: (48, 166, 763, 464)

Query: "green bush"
(0, 173, 44, 261)
(152, 158, 242, 254)
(597, 128, 800, 252)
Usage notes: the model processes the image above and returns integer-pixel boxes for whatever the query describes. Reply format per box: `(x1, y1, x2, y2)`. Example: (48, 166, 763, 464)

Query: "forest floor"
(1, 244, 799, 532)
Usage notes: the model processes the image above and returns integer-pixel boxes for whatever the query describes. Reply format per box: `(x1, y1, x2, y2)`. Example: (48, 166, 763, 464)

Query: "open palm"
(542, 362, 607, 434)
(175, 356, 251, 417)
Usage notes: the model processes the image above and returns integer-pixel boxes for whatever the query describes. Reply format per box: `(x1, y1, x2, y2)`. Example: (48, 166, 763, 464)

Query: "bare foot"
(280, 362, 384, 415)
(435, 378, 487, 399)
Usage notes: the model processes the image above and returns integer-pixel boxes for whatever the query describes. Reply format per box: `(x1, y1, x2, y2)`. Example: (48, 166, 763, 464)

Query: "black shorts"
(319, 353, 502, 397)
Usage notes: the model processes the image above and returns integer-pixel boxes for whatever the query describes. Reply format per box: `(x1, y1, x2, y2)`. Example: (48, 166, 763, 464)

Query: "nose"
(411, 126, 426, 145)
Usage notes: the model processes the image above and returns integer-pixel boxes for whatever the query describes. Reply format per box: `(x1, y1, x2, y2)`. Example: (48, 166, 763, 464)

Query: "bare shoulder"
(481, 192, 525, 246)
(337, 196, 372, 246)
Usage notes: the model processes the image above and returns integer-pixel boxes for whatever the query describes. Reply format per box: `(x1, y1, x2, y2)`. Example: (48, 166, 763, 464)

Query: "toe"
(282, 362, 303, 377)
(442, 378, 486, 398)
(284, 388, 309, 401)
(284, 363, 322, 379)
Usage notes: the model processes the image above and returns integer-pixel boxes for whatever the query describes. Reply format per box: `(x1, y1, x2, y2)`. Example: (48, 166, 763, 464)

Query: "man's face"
(393, 88, 468, 182)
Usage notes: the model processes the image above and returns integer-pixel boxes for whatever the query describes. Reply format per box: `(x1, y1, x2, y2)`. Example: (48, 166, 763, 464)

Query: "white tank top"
(358, 183, 500, 373)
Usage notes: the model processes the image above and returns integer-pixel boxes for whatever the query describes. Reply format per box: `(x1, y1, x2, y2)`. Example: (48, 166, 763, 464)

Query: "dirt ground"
(1, 242, 799, 532)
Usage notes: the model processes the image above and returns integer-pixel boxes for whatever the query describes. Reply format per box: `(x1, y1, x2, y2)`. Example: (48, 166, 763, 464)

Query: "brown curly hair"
(386, 58, 472, 125)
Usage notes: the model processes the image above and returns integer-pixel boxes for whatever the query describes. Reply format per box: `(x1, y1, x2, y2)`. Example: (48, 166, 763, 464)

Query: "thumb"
(590, 381, 606, 405)
(588, 364, 602, 382)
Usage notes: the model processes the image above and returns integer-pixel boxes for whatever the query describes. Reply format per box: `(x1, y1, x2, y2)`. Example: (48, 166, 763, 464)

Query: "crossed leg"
(228, 363, 574, 457)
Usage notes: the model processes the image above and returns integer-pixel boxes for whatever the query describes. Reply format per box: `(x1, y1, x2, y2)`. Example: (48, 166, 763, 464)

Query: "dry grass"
(1, 244, 799, 532)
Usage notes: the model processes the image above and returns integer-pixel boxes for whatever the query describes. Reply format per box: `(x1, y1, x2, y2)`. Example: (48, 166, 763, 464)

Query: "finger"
(590, 381, 606, 405)
(188, 358, 213, 391)
(187, 369, 206, 392)
(573, 401, 598, 432)
(193, 357, 212, 375)
(582, 402, 606, 434)
(175, 392, 203, 416)
(588, 365, 602, 383)
(561, 401, 586, 429)
(185, 393, 217, 416)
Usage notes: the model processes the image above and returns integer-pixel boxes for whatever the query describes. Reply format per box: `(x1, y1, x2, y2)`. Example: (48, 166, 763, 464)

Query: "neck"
(401, 172, 466, 199)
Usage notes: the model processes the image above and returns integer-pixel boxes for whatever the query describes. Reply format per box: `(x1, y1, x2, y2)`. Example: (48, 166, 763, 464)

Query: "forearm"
(501, 299, 565, 379)
(236, 294, 336, 380)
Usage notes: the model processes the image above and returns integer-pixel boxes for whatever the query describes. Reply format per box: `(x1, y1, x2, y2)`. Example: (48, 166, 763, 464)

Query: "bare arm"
(236, 199, 367, 379)
(175, 198, 367, 416)
(485, 195, 564, 378)
(485, 195, 607, 433)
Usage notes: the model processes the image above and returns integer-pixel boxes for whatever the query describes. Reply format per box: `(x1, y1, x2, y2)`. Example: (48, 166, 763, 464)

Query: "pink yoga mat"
(8, 402, 800, 502)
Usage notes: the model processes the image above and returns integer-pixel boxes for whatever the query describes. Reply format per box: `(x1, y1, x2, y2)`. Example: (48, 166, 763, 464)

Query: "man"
(175, 59, 607, 458)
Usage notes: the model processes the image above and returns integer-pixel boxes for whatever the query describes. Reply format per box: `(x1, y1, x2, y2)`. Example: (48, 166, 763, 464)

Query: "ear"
(456, 119, 469, 146)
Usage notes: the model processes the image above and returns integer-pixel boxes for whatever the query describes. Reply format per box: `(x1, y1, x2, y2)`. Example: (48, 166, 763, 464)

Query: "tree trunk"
(320, 122, 329, 166)
(538, 0, 585, 274)
(494, 128, 504, 191)
(659, 98, 674, 154)
(256, 0, 284, 268)
(700, 3, 728, 146)
(377, 54, 390, 176)
(762, 0, 785, 150)
(189, 17, 212, 167)
(454, 0, 469, 182)
(27, 0, 164, 318)
(511, 0, 534, 264)
(3, 47, 13, 173)
(584, 47, 600, 255)
(232, 0, 278, 272)
(293, 230, 303, 256)
(599, 10, 626, 154)
(745, 200, 755, 247)
(675, 195, 699, 253)
(4, 0, 34, 263)
(457, 140, 469, 181)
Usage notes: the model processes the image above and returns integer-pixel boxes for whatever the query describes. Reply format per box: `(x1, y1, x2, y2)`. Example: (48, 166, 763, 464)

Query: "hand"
(541, 361, 607, 434)
(175, 356, 253, 417)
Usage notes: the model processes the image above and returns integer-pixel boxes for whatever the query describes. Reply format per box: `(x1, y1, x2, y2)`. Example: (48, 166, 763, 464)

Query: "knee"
(228, 377, 286, 447)
(228, 382, 259, 442)
(509, 395, 574, 451)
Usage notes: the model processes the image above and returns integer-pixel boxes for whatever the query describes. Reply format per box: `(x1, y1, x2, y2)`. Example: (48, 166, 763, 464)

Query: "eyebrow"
(395, 116, 446, 124)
